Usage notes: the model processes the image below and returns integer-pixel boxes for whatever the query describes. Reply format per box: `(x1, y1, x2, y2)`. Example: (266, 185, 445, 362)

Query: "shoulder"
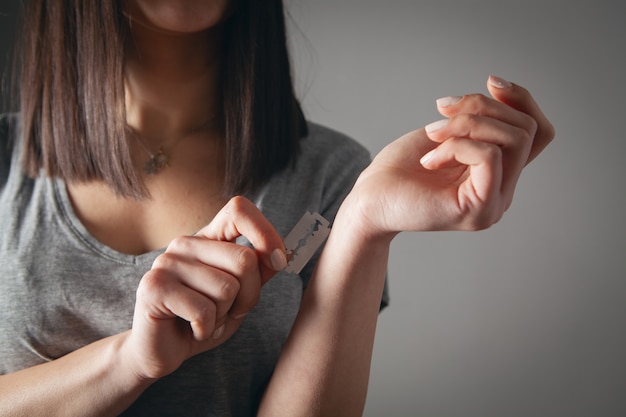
(265, 121, 372, 217)
(302, 122, 371, 163)
(296, 122, 371, 179)
(251, 121, 372, 228)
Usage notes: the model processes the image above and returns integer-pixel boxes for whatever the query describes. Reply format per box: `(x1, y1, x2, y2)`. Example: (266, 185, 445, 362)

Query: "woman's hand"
(123, 196, 287, 381)
(348, 75, 555, 237)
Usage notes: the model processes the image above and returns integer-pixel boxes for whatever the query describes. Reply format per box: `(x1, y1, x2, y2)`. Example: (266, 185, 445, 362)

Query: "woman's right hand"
(122, 196, 287, 381)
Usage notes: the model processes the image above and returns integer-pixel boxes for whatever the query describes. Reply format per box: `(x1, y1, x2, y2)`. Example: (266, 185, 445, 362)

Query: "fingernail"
(212, 323, 225, 339)
(436, 96, 462, 107)
(488, 75, 512, 89)
(270, 248, 287, 271)
(233, 312, 247, 320)
(425, 119, 449, 134)
(420, 149, 436, 166)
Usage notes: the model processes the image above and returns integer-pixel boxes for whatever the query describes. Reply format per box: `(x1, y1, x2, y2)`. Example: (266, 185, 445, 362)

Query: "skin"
(123, 0, 233, 34)
(68, 0, 229, 255)
(0, 0, 554, 415)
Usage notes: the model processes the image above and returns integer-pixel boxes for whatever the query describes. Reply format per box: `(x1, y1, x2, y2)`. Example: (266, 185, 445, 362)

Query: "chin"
(123, 0, 233, 34)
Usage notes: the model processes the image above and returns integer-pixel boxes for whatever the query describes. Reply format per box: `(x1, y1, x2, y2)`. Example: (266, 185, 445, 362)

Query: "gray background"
(2, 1, 624, 416)
(286, 1, 626, 416)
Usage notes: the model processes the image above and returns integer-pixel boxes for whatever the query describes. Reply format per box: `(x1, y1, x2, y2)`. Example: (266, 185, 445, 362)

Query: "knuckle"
(150, 252, 178, 271)
(237, 246, 257, 270)
(215, 276, 240, 301)
(226, 196, 251, 216)
(453, 113, 480, 135)
(190, 303, 218, 341)
(464, 93, 490, 111)
(520, 113, 539, 138)
(236, 246, 258, 273)
(458, 112, 479, 126)
(516, 129, 534, 153)
(136, 269, 168, 300)
(167, 236, 193, 253)
(193, 301, 217, 326)
(482, 143, 502, 163)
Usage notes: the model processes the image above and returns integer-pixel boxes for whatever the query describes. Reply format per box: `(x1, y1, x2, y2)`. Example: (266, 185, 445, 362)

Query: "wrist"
(113, 331, 158, 391)
(335, 190, 398, 246)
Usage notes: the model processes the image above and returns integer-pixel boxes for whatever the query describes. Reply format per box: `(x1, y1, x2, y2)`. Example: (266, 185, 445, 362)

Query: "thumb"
(197, 196, 287, 283)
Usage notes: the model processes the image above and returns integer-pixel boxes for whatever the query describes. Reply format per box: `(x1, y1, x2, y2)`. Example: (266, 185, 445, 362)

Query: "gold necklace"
(130, 117, 217, 175)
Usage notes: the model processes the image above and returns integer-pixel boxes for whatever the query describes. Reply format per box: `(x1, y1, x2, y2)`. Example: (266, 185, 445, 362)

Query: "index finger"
(486, 75, 555, 165)
(197, 196, 287, 283)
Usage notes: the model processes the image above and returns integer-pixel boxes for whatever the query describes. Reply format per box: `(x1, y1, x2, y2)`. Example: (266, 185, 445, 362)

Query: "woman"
(0, 0, 554, 416)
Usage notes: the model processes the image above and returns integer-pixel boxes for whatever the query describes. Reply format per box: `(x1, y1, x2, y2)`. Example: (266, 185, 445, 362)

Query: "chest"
(0, 234, 302, 375)
(67, 174, 227, 255)
(0, 173, 305, 379)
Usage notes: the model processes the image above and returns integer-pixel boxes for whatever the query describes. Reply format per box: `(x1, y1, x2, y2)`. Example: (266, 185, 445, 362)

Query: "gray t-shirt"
(0, 113, 389, 416)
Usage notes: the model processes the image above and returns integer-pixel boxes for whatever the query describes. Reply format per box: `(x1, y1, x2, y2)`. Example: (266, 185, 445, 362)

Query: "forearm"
(259, 199, 393, 417)
(0, 331, 151, 417)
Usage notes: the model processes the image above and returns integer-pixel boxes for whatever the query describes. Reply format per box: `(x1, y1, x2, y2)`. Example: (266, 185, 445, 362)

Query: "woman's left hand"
(348, 75, 554, 237)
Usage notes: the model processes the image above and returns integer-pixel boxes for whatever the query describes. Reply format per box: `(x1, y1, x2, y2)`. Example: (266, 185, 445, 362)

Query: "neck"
(124, 19, 223, 143)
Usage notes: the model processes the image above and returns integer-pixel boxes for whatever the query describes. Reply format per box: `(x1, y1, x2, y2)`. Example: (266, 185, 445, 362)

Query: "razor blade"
(283, 211, 330, 274)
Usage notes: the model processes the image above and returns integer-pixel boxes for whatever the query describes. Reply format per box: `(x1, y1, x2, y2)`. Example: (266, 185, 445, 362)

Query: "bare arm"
(258, 204, 392, 417)
(0, 332, 149, 417)
(0, 197, 287, 416)
(259, 76, 554, 416)
(0, 77, 553, 417)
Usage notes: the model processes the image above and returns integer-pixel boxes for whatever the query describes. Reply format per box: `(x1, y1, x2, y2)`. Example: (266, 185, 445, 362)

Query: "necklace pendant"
(143, 148, 169, 175)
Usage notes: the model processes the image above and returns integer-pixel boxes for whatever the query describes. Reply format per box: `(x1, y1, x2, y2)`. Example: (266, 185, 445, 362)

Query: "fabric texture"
(0, 113, 389, 416)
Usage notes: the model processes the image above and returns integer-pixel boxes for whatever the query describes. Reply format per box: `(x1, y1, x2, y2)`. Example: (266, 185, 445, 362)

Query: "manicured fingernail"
(420, 149, 436, 166)
(488, 75, 512, 89)
(436, 96, 462, 107)
(270, 248, 287, 271)
(212, 323, 225, 339)
(425, 119, 449, 133)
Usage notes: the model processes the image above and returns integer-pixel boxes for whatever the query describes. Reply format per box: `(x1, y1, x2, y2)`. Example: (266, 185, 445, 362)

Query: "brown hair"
(18, 0, 306, 198)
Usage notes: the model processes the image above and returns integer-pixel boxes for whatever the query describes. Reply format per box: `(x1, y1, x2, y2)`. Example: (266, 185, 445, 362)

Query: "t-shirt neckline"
(52, 178, 164, 266)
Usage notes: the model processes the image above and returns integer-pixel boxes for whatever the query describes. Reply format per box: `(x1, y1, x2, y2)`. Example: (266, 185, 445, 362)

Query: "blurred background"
(285, 1, 625, 416)
(2, 1, 624, 416)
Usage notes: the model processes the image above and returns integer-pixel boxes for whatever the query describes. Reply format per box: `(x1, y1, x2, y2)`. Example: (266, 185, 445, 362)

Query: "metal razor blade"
(283, 211, 330, 274)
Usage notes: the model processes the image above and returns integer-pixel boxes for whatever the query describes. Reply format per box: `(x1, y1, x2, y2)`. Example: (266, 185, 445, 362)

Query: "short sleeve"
(296, 124, 390, 310)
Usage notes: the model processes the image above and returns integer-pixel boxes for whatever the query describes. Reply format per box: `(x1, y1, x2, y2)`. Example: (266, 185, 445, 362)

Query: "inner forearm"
(259, 203, 392, 417)
(0, 331, 150, 417)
